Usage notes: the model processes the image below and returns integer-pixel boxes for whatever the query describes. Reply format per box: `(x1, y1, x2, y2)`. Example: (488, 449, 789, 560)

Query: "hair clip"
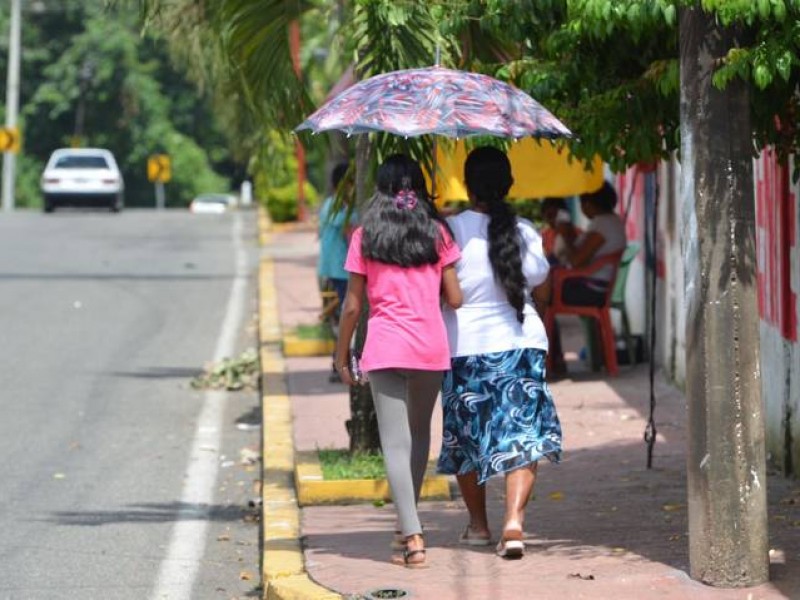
(394, 189, 418, 210)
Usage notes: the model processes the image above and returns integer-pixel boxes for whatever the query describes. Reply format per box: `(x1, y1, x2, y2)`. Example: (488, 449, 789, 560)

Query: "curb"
(259, 219, 343, 599)
(282, 335, 336, 357)
(295, 450, 450, 506)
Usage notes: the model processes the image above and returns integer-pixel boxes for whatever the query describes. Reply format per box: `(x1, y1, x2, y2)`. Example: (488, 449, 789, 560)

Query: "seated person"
(557, 182, 626, 306)
(537, 182, 626, 374)
(541, 197, 580, 266)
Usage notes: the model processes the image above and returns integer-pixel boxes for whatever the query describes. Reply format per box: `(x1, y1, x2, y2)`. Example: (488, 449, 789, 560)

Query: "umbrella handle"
(432, 138, 438, 199)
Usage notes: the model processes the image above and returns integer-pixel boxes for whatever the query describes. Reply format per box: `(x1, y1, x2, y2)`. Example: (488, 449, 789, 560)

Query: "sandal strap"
(404, 548, 426, 560)
(502, 529, 523, 542)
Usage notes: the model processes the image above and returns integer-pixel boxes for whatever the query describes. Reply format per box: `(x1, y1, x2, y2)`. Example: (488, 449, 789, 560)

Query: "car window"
(196, 195, 229, 204)
(54, 156, 109, 169)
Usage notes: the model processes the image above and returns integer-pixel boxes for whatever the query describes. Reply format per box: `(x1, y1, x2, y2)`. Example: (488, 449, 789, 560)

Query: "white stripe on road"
(151, 213, 248, 600)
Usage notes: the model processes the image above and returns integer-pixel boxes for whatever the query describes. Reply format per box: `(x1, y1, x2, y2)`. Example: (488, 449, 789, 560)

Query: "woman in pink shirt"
(335, 155, 462, 568)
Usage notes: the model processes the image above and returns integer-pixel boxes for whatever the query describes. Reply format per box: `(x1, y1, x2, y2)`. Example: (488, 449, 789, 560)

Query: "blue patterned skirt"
(437, 348, 562, 484)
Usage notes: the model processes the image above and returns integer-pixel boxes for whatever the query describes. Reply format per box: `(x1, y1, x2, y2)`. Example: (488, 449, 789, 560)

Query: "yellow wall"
(434, 139, 604, 203)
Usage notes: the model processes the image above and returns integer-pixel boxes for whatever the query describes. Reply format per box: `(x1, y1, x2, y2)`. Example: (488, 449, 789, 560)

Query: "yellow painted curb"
(282, 335, 335, 357)
(295, 450, 451, 506)
(267, 576, 342, 600)
(259, 253, 342, 600)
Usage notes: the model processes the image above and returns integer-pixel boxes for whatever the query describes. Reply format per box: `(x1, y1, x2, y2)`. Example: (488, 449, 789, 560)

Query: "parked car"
(40, 148, 124, 213)
(189, 193, 237, 214)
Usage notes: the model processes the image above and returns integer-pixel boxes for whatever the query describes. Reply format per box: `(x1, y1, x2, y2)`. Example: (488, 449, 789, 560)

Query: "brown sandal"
(496, 530, 524, 559)
(403, 547, 427, 569)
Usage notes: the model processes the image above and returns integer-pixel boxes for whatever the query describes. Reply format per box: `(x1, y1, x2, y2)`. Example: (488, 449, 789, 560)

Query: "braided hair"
(464, 146, 527, 323)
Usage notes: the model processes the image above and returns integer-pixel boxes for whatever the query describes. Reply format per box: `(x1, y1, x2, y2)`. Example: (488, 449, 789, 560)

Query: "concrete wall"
(653, 158, 686, 387)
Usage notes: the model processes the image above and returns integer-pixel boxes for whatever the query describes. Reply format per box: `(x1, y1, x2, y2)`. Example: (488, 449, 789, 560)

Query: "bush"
(263, 180, 319, 223)
(15, 153, 45, 209)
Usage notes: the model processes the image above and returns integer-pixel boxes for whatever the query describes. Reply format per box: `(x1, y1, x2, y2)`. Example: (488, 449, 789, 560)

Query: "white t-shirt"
(578, 213, 627, 283)
(443, 210, 550, 357)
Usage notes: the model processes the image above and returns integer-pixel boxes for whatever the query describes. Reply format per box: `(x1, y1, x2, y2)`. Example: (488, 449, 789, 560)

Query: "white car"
(189, 193, 237, 214)
(41, 148, 125, 212)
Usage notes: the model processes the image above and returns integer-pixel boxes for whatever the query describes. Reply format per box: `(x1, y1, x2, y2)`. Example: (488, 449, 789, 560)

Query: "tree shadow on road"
(43, 501, 259, 527)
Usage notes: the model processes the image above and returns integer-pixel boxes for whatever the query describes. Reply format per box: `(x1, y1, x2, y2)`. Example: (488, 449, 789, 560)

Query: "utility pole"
(2, 0, 22, 212)
(679, 6, 769, 587)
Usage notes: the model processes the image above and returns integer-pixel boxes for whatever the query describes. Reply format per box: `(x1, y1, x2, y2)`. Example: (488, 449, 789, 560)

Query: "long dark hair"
(464, 146, 526, 323)
(361, 154, 444, 267)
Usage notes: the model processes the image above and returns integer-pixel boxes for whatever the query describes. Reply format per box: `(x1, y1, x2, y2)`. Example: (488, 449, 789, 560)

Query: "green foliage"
(437, 0, 800, 169)
(15, 153, 46, 210)
(263, 181, 320, 223)
(135, 0, 800, 181)
(0, 1, 233, 207)
(253, 130, 320, 222)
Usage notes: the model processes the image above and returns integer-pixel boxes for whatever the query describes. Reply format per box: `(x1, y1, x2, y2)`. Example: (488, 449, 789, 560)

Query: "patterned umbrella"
(296, 66, 571, 139)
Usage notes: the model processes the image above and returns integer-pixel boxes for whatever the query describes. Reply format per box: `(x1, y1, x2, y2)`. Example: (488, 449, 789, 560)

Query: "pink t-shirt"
(344, 226, 461, 372)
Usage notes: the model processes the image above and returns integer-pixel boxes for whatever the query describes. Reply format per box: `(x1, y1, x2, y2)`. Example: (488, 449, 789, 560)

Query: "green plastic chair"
(582, 242, 640, 370)
(610, 242, 641, 365)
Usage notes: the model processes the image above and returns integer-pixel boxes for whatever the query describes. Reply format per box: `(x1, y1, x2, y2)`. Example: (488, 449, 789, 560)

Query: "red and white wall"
(616, 150, 800, 474)
(754, 150, 799, 474)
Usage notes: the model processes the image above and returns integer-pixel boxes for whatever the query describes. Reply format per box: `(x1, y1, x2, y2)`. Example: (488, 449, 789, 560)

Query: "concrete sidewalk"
(264, 225, 799, 600)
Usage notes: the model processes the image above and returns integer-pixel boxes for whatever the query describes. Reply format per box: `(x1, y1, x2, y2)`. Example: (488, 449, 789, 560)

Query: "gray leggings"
(367, 368, 442, 537)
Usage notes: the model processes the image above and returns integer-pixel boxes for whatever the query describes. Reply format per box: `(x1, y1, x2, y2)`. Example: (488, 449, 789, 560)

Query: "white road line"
(151, 213, 248, 600)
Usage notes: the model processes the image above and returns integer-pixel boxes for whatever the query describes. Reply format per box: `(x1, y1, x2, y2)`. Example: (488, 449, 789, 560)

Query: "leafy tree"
(0, 1, 232, 207)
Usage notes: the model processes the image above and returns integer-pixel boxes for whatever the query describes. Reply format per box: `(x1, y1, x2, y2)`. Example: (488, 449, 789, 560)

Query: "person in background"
(544, 181, 627, 373)
(540, 197, 579, 266)
(318, 163, 356, 382)
(438, 146, 562, 559)
(318, 163, 355, 309)
(335, 155, 462, 568)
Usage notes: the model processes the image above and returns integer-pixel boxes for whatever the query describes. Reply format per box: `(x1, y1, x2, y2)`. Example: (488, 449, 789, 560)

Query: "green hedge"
(263, 181, 319, 223)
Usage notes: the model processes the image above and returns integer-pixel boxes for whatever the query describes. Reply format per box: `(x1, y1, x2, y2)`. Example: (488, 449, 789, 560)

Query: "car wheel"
(43, 195, 55, 213)
(109, 195, 122, 213)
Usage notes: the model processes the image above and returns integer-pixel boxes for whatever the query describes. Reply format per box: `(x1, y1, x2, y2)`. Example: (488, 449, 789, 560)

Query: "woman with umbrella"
(334, 155, 462, 568)
(437, 146, 562, 559)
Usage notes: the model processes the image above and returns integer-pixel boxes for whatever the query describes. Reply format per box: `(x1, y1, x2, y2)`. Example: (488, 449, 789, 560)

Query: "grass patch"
(318, 448, 386, 480)
(291, 322, 334, 340)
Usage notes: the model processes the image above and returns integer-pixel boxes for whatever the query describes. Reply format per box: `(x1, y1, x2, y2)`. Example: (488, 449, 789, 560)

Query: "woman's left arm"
(334, 273, 365, 386)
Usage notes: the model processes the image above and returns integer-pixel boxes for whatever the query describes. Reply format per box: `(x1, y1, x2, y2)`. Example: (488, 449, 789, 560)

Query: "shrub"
(263, 180, 319, 223)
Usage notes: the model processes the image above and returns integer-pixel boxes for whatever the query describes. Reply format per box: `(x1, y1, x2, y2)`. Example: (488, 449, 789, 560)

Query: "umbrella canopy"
(434, 139, 604, 203)
(296, 66, 571, 139)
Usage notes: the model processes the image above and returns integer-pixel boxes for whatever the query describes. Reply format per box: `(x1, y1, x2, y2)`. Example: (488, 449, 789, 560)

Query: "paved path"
(268, 225, 799, 600)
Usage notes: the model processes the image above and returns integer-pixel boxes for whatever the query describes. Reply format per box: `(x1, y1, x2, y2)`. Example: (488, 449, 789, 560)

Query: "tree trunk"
(346, 134, 381, 453)
(679, 7, 769, 587)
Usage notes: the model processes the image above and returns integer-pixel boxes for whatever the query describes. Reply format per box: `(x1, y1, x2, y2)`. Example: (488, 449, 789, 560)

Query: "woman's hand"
(334, 360, 355, 386)
(334, 273, 365, 388)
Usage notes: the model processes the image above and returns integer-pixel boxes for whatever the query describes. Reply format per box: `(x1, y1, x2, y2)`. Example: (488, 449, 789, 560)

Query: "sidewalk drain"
(364, 588, 409, 599)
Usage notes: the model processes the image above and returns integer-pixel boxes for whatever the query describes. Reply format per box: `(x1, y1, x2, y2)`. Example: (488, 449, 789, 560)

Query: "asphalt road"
(0, 209, 262, 600)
